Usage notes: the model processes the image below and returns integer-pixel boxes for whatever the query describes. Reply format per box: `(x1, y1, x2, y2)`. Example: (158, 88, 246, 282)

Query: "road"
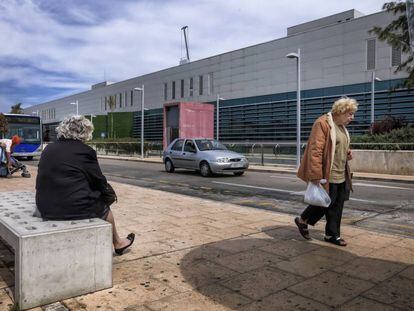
(26, 157, 414, 237)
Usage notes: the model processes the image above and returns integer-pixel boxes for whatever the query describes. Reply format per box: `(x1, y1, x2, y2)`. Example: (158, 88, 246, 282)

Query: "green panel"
(90, 115, 108, 139)
(109, 112, 133, 138)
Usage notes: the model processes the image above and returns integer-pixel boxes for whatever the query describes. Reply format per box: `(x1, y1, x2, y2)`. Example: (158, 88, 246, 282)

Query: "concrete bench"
(0, 191, 113, 310)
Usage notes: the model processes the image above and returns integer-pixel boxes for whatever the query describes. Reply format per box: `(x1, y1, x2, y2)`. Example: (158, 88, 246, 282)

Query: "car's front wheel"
(165, 159, 175, 173)
(200, 161, 212, 177)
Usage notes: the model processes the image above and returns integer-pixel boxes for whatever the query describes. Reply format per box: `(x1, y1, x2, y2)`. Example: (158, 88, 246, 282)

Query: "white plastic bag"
(304, 180, 331, 207)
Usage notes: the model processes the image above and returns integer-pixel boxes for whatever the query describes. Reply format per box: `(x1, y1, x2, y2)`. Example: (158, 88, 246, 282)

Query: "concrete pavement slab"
(362, 275, 414, 310)
(0, 164, 414, 310)
(288, 271, 375, 307)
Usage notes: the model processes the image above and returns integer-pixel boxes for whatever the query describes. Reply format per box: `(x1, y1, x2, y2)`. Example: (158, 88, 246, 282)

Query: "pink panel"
(163, 102, 214, 149)
(179, 102, 214, 140)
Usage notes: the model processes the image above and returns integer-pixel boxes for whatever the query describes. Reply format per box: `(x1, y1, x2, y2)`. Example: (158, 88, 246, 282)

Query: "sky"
(0, 0, 384, 113)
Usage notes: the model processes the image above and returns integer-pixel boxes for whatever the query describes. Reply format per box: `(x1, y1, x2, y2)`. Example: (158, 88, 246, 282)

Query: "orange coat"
(297, 112, 352, 196)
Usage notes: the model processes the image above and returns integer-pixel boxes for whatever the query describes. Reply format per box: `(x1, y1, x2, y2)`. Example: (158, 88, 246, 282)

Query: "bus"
(2, 114, 42, 159)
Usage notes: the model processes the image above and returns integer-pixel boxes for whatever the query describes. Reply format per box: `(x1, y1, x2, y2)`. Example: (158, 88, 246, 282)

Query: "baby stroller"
(0, 147, 31, 178)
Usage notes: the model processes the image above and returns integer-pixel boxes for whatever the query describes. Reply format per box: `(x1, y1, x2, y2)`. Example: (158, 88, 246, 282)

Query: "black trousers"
(301, 182, 346, 237)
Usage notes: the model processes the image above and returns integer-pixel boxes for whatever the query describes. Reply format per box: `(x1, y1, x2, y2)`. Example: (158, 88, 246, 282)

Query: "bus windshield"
(3, 115, 41, 144)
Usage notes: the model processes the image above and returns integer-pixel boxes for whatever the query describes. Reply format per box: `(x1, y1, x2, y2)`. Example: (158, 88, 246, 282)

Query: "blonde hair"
(331, 97, 358, 115)
(56, 115, 94, 142)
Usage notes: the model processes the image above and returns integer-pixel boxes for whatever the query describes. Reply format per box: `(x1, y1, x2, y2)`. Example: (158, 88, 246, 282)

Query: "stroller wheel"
(21, 172, 31, 178)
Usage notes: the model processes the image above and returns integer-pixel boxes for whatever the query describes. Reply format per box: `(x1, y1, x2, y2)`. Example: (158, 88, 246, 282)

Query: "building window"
(164, 83, 168, 100)
(366, 38, 376, 70)
(172, 81, 176, 99)
(131, 91, 134, 106)
(180, 79, 184, 98)
(391, 45, 402, 67)
(105, 97, 108, 111)
(199, 75, 203, 95)
(119, 93, 123, 108)
(208, 72, 213, 95)
(189, 77, 194, 97)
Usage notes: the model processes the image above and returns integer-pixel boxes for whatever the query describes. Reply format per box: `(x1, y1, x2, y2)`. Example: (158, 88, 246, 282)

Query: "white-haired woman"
(295, 97, 358, 246)
(36, 115, 134, 255)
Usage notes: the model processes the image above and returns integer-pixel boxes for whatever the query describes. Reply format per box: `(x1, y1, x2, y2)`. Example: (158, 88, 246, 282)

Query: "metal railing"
(88, 141, 164, 158)
(87, 141, 414, 167)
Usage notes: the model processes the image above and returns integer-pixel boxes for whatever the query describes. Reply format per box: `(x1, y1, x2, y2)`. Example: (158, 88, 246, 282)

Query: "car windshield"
(195, 139, 227, 151)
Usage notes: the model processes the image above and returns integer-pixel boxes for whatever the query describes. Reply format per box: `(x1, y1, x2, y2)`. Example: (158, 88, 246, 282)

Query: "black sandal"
(115, 233, 135, 255)
(324, 236, 347, 246)
(294, 217, 311, 240)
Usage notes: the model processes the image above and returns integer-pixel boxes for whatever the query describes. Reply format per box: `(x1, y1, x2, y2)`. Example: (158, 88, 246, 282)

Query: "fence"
(88, 141, 414, 170)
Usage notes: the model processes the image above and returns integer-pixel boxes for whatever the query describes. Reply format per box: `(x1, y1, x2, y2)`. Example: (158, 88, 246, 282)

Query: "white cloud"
(0, 0, 383, 112)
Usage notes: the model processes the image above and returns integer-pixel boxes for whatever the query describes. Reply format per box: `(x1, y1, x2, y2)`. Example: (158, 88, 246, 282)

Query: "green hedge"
(351, 126, 414, 150)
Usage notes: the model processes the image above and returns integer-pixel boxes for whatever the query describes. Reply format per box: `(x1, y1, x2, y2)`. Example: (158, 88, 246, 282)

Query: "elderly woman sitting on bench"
(36, 115, 134, 255)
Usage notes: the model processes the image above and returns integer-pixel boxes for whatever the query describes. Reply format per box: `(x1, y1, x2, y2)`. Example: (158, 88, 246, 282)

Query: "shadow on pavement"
(180, 225, 414, 310)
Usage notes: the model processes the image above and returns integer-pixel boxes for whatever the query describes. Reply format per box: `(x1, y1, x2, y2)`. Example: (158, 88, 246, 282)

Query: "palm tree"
(107, 96, 116, 138)
(0, 113, 8, 138)
(10, 103, 23, 114)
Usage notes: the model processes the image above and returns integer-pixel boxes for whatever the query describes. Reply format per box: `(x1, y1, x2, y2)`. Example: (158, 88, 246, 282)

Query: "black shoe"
(294, 217, 311, 240)
(115, 233, 135, 255)
(324, 236, 347, 246)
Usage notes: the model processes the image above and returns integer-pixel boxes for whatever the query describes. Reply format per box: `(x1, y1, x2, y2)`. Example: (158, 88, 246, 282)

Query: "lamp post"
(371, 71, 382, 127)
(70, 100, 79, 115)
(216, 94, 225, 140)
(286, 48, 301, 169)
(134, 85, 145, 159)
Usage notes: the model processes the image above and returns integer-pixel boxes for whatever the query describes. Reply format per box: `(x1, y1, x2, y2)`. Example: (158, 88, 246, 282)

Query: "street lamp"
(70, 100, 79, 115)
(371, 71, 382, 126)
(216, 94, 225, 140)
(286, 48, 301, 169)
(134, 85, 145, 159)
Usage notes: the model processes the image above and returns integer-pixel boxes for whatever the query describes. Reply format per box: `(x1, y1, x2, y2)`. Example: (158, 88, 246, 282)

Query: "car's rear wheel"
(165, 159, 175, 173)
(233, 171, 244, 176)
(200, 161, 212, 177)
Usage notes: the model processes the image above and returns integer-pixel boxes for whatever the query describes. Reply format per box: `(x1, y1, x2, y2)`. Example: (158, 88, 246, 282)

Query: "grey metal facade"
(25, 9, 414, 141)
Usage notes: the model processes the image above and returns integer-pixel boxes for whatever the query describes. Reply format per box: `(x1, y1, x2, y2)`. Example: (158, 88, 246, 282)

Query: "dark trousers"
(301, 182, 346, 237)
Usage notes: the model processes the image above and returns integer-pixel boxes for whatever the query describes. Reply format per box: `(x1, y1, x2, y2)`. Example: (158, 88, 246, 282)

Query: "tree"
(10, 103, 23, 114)
(0, 113, 8, 138)
(370, 1, 414, 87)
(107, 96, 116, 138)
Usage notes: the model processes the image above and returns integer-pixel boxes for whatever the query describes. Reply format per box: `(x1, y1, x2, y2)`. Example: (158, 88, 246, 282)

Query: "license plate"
(231, 162, 244, 168)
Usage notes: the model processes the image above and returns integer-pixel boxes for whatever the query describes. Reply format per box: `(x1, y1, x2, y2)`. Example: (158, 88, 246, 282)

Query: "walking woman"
(295, 97, 358, 246)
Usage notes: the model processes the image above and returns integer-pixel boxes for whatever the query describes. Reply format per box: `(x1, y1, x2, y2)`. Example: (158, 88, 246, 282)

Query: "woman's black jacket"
(36, 139, 109, 220)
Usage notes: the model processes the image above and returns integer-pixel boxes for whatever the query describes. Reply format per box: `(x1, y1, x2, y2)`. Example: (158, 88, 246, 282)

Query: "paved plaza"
(0, 165, 413, 310)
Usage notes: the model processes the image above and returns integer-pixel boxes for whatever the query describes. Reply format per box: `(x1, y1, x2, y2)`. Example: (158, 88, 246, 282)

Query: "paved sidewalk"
(0, 166, 414, 310)
(97, 154, 414, 183)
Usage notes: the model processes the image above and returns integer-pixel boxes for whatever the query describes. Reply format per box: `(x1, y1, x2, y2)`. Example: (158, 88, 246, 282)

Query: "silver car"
(163, 138, 249, 177)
